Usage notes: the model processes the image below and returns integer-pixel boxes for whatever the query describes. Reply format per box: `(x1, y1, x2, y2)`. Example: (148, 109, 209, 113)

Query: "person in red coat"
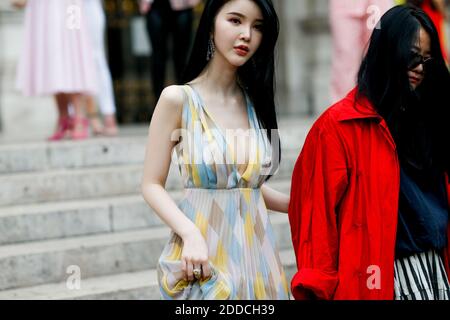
(288, 5, 450, 300)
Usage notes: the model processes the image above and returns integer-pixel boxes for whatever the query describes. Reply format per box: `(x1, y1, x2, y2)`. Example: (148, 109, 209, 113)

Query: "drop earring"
(207, 38, 215, 61)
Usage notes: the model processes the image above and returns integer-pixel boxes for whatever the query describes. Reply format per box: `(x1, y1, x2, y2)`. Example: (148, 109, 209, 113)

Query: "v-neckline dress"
(157, 85, 290, 300)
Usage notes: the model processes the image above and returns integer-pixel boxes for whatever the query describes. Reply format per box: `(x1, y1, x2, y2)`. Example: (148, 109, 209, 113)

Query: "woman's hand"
(180, 228, 211, 281)
(11, 0, 27, 9)
(139, 0, 152, 15)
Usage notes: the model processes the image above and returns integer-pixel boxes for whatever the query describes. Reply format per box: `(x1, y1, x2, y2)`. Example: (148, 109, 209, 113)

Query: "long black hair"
(182, 0, 281, 176)
(357, 5, 450, 179)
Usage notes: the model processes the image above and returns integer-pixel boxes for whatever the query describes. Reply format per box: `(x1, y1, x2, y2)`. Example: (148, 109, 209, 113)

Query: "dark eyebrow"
(226, 12, 263, 22)
(412, 45, 431, 55)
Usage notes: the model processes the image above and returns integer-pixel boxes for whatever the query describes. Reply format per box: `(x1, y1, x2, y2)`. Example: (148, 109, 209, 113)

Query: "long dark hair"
(182, 0, 281, 176)
(357, 5, 450, 179)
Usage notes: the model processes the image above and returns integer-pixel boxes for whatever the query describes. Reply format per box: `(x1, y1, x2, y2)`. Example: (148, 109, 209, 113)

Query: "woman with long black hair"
(289, 5, 450, 300)
(141, 0, 290, 300)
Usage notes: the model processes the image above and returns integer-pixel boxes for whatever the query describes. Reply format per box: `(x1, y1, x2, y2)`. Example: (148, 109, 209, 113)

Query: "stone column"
(275, 0, 331, 117)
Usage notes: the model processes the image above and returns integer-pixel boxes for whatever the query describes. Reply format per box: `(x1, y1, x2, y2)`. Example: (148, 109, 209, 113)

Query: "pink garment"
(144, 0, 201, 11)
(16, 0, 98, 97)
(329, 0, 393, 103)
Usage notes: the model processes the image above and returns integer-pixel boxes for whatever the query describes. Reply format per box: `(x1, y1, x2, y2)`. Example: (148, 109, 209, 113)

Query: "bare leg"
(103, 114, 119, 136)
(85, 95, 104, 135)
(69, 93, 89, 140)
(48, 93, 71, 141)
(55, 93, 69, 118)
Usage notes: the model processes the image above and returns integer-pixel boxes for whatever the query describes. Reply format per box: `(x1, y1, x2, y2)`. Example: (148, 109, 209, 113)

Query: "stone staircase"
(0, 118, 313, 299)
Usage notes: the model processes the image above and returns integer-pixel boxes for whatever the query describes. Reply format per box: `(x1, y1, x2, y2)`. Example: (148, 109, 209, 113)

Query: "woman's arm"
(289, 118, 348, 300)
(261, 184, 290, 213)
(141, 85, 211, 281)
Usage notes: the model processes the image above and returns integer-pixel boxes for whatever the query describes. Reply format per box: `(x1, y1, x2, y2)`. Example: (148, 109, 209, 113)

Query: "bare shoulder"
(156, 85, 186, 111)
(152, 85, 186, 128)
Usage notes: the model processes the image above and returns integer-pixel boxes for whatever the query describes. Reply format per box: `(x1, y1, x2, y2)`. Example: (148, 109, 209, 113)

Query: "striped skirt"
(394, 249, 450, 300)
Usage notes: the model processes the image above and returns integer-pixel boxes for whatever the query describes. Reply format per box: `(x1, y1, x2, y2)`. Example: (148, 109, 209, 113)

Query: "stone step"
(0, 179, 291, 245)
(0, 150, 298, 207)
(0, 137, 147, 175)
(0, 249, 296, 300)
(0, 118, 311, 175)
(0, 215, 293, 291)
(0, 165, 145, 207)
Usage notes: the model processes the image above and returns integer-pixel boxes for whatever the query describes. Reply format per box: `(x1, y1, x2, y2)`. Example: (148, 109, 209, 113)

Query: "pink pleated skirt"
(16, 0, 98, 96)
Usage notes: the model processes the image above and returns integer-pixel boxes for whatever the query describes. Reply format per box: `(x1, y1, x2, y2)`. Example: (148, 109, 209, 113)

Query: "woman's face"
(408, 27, 431, 90)
(212, 0, 264, 67)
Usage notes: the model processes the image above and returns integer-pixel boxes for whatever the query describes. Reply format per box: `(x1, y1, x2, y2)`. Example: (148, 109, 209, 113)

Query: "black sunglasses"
(408, 52, 433, 70)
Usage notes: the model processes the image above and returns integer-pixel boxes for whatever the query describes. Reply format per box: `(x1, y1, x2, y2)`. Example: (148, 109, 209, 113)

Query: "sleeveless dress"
(157, 85, 290, 300)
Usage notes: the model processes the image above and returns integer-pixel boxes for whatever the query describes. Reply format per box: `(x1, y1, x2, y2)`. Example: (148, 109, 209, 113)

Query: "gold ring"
(193, 268, 201, 280)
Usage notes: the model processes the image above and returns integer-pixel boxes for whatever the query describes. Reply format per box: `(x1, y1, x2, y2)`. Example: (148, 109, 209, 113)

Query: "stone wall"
(276, 0, 331, 116)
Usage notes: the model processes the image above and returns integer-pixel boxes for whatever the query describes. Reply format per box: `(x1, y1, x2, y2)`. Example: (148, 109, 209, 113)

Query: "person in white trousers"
(84, 0, 119, 136)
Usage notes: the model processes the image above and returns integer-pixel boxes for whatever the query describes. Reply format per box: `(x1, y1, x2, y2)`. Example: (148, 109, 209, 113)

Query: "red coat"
(288, 88, 450, 300)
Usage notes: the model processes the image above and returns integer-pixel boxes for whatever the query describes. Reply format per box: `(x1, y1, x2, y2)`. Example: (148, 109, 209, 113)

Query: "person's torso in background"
(153, 0, 201, 11)
(330, 0, 394, 17)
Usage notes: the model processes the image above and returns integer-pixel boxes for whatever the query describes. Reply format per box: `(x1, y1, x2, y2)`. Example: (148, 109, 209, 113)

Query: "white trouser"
(84, 0, 116, 115)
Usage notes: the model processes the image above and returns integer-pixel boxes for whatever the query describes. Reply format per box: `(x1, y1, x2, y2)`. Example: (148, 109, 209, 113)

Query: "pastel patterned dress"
(157, 85, 290, 300)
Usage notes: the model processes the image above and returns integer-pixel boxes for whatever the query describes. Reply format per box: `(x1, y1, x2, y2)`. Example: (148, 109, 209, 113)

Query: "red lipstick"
(234, 45, 249, 57)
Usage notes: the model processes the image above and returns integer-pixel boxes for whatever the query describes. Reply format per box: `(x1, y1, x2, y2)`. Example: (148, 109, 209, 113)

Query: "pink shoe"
(48, 117, 72, 141)
(71, 117, 89, 140)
